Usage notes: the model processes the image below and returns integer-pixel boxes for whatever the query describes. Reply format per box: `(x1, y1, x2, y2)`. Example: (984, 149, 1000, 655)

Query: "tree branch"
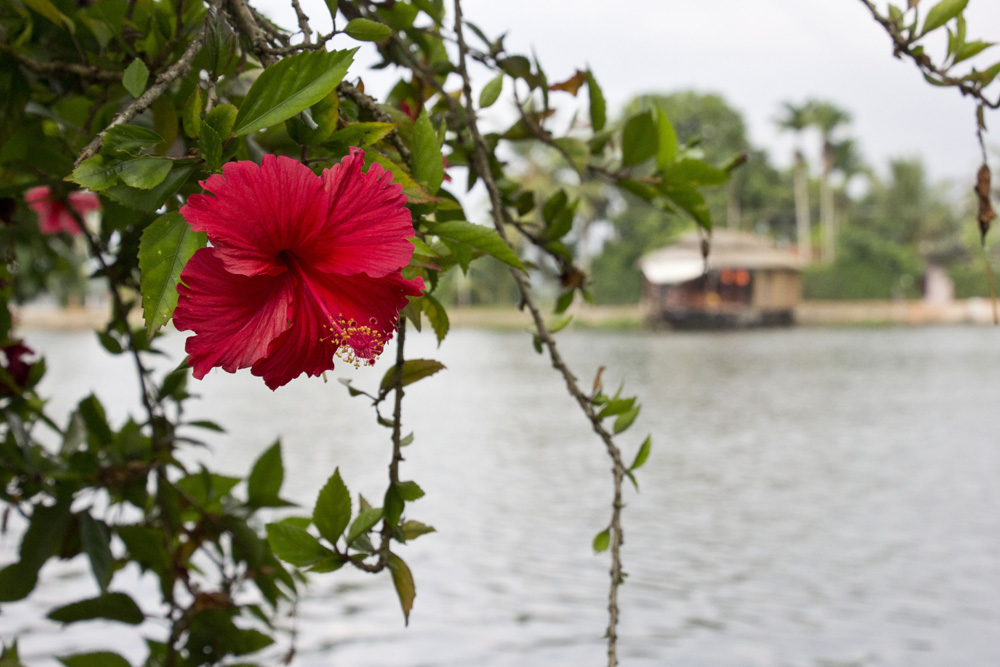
(451, 3, 626, 664)
(75, 7, 215, 166)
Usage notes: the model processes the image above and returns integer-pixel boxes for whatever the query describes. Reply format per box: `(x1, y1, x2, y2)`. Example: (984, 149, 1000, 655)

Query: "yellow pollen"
(323, 315, 388, 368)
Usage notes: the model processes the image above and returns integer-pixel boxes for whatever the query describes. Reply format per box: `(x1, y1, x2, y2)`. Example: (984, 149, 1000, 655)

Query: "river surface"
(2, 325, 1000, 666)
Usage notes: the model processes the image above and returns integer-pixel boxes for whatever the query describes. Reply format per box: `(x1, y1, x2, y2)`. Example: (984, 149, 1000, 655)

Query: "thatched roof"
(639, 230, 803, 285)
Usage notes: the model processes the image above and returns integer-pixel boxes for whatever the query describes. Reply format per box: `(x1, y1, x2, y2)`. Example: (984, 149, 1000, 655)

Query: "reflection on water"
(3, 325, 1000, 666)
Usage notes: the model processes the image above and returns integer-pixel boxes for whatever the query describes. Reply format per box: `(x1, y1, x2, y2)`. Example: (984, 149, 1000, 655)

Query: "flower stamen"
(323, 315, 387, 368)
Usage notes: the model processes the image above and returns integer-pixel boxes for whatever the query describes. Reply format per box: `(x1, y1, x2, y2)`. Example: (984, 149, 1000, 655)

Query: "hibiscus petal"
(173, 248, 294, 379)
(249, 268, 423, 389)
(309, 148, 416, 278)
(180, 156, 331, 277)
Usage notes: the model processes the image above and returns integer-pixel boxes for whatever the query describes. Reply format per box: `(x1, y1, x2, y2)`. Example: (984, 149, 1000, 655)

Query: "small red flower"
(173, 150, 424, 390)
(0, 341, 36, 395)
(24, 186, 100, 235)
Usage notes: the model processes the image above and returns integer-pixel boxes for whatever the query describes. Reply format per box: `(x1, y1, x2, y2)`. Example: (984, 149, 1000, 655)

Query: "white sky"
(257, 0, 1000, 187)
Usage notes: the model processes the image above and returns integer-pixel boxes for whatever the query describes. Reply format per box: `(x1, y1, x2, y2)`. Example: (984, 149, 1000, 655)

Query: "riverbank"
(11, 299, 998, 332)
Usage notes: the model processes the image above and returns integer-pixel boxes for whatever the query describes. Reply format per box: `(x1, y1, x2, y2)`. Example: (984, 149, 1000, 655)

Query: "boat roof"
(639, 230, 803, 285)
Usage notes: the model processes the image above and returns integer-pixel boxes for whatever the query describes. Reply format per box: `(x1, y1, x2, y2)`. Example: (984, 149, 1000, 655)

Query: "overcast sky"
(258, 0, 1000, 187)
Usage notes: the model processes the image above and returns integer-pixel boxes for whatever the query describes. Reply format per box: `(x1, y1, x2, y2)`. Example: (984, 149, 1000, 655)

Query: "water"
(3, 325, 1000, 666)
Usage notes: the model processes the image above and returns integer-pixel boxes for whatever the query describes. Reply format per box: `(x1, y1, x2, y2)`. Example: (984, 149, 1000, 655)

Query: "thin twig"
(75, 7, 215, 166)
(290, 0, 312, 45)
(451, 3, 626, 664)
(1, 48, 123, 83)
(227, 0, 279, 66)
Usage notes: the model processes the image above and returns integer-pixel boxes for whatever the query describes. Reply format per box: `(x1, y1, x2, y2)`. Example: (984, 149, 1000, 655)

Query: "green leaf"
(552, 137, 589, 176)
(412, 109, 444, 194)
(421, 292, 449, 345)
(122, 59, 149, 98)
(265, 523, 334, 567)
(370, 153, 434, 203)
(105, 163, 195, 213)
(622, 112, 657, 167)
(247, 441, 284, 506)
(102, 125, 162, 155)
(0, 563, 38, 603)
(630, 436, 652, 471)
(325, 121, 395, 148)
(117, 525, 170, 573)
(395, 480, 425, 502)
(182, 88, 202, 139)
(656, 107, 678, 168)
(343, 17, 392, 42)
(79, 514, 113, 591)
(198, 123, 224, 173)
(953, 39, 994, 65)
(59, 652, 131, 667)
(345, 507, 383, 546)
(660, 182, 712, 230)
(48, 593, 144, 625)
(664, 159, 729, 186)
(613, 405, 641, 434)
(232, 48, 356, 136)
(379, 359, 446, 391)
(479, 73, 504, 108)
(388, 553, 416, 625)
(24, 0, 75, 33)
(139, 212, 207, 339)
(313, 468, 351, 544)
(399, 520, 435, 541)
(586, 70, 606, 131)
(592, 529, 610, 553)
(424, 220, 525, 270)
(69, 155, 119, 191)
(116, 158, 172, 190)
(920, 0, 967, 36)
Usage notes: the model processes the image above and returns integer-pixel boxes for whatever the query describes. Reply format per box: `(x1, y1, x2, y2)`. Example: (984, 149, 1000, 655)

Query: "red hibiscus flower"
(172, 149, 424, 390)
(24, 186, 100, 235)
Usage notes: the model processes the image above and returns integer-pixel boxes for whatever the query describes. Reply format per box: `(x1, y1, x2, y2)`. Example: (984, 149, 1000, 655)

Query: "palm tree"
(776, 102, 813, 261)
(809, 101, 852, 263)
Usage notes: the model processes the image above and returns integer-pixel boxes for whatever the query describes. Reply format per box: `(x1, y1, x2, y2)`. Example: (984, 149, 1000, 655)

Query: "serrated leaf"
(593, 529, 610, 553)
(412, 109, 444, 194)
(920, 0, 967, 36)
(69, 155, 119, 191)
(122, 58, 149, 98)
(388, 553, 415, 625)
(630, 436, 652, 471)
(232, 48, 356, 136)
(117, 158, 172, 190)
(344, 17, 392, 41)
(379, 359, 445, 391)
(424, 220, 524, 270)
(622, 112, 657, 167)
(586, 70, 606, 131)
(265, 523, 334, 567)
(313, 468, 351, 544)
(247, 441, 283, 506)
(139, 212, 207, 339)
(58, 652, 131, 667)
(48, 592, 144, 625)
(479, 73, 504, 108)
